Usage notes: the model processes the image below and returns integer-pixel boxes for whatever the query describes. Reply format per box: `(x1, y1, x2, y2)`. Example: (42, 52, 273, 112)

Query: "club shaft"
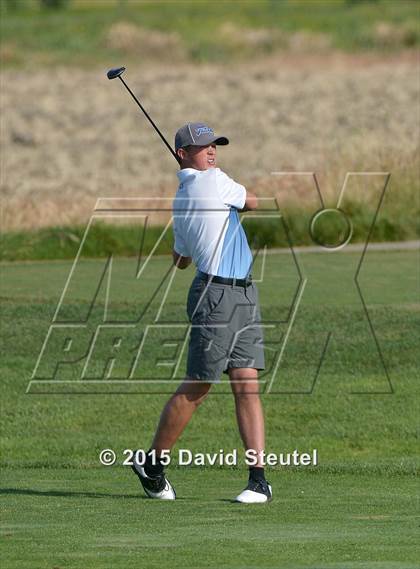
(118, 76, 179, 164)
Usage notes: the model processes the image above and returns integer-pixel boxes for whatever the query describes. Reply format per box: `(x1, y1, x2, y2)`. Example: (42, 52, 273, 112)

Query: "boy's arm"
(172, 249, 192, 270)
(240, 191, 258, 211)
(215, 170, 257, 211)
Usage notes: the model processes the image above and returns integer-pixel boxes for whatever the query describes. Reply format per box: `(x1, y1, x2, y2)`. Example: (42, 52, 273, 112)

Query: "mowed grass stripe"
(1, 469, 419, 568)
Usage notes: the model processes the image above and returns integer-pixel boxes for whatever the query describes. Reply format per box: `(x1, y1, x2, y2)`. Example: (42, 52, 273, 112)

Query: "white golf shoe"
(235, 478, 272, 503)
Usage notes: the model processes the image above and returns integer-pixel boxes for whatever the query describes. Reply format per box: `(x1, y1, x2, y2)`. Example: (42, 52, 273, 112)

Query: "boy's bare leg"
(229, 367, 271, 502)
(151, 378, 212, 455)
(229, 367, 265, 467)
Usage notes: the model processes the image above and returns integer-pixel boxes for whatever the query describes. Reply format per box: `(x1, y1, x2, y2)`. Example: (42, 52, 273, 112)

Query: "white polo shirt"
(172, 168, 253, 279)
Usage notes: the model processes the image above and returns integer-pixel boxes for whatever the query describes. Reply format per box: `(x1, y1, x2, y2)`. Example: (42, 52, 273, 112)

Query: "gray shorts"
(186, 275, 265, 382)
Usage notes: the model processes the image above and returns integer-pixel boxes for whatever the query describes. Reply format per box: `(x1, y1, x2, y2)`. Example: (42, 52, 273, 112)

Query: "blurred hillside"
(0, 0, 419, 234)
(1, 0, 419, 67)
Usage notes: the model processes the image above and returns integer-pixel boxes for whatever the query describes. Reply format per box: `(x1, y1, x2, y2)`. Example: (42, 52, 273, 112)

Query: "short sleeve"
(215, 169, 246, 210)
(173, 218, 190, 257)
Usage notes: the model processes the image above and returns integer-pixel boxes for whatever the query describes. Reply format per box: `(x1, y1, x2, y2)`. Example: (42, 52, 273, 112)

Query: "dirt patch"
(1, 52, 418, 230)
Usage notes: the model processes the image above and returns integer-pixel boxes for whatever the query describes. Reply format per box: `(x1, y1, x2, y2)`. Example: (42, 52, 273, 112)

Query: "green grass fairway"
(1, 468, 418, 569)
(1, 248, 419, 568)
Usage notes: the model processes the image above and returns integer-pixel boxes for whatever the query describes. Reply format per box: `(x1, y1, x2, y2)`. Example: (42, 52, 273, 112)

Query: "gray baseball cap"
(175, 122, 229, 151)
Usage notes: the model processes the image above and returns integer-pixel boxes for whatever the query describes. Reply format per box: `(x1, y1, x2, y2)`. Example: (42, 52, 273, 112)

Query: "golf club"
(107, 66, 180, 164)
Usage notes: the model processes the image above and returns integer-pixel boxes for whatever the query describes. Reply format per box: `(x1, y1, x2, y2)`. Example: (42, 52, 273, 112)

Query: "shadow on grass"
(0, 487, 226, 502)
(0, 487, 185, 500)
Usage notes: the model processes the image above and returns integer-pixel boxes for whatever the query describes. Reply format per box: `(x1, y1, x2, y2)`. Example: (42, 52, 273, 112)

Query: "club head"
(107, 67, 126, 80)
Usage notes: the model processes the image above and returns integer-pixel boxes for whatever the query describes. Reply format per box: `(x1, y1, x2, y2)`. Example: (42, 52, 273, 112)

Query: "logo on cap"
(195, 125, 213, 137)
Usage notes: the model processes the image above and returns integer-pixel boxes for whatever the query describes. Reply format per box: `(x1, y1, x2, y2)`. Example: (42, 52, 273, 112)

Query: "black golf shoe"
(131, 460, 176, 500)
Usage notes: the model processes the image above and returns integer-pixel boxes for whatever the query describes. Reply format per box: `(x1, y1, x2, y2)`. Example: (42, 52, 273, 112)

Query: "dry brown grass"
(372, 21, 418, 48)
(1, 52, 418, 231)
(105, 21, 187, 60)
(218, 23, 332, 55)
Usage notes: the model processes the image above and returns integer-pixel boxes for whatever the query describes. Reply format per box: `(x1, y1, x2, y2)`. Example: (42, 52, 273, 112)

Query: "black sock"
(144, 449, 165, 478)
(249, 466, 265, 482)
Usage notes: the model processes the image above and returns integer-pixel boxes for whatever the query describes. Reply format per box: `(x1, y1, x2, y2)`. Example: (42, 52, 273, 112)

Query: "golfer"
(132, 123, 271, 503)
